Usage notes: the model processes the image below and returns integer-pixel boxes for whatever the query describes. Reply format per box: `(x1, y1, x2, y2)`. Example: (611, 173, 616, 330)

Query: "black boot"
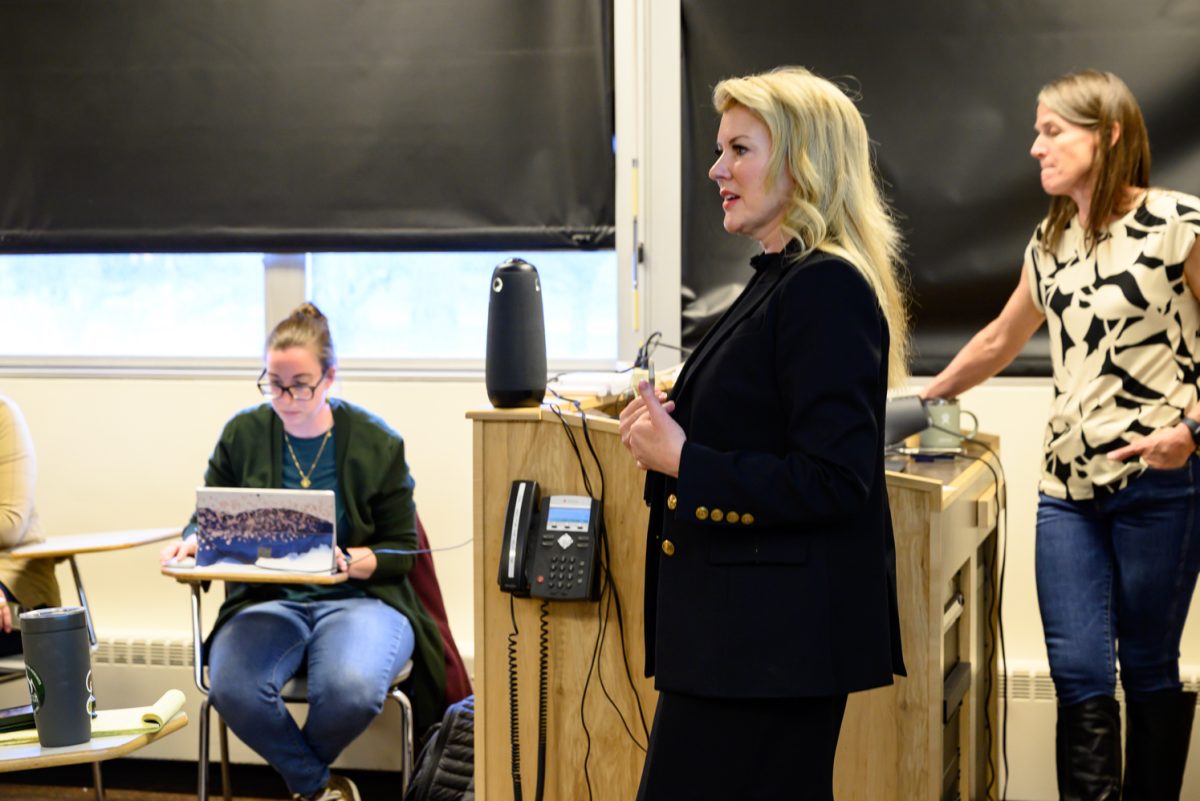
(1056, 695, 1122, 801)
(1123, 690, 1196, 801)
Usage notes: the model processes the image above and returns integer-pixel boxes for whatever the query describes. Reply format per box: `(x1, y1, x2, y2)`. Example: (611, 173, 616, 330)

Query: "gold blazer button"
(695, 506, 709, 521)
(661, 539, 676, 556)
(711, 509, 724, 523)
(741, 513, 755, 525)
(667, 493, 678, 511)
(726, 511, 739, 524)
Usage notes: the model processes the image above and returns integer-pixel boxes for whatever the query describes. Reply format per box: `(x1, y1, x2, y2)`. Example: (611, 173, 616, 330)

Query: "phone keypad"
(537, 553, 589, 596)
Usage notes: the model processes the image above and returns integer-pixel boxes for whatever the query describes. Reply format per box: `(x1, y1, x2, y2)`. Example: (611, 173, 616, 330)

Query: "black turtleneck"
(680, 239, 801, 382)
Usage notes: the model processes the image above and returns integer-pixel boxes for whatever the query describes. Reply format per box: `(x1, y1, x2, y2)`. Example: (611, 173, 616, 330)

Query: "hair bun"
(295, 302, 326, 320)
(267, 302, 336, 370)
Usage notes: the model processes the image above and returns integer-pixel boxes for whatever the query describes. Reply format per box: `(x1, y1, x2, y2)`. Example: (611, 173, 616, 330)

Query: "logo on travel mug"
(26, 666, 44, 713)
(86, 670, 97, 718)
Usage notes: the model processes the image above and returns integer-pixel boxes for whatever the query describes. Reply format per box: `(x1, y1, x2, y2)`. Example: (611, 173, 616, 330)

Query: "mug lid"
(18, 606, 87, 634)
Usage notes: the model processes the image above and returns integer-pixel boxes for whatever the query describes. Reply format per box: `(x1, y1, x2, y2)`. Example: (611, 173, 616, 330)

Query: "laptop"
(194, 487, 337, 574)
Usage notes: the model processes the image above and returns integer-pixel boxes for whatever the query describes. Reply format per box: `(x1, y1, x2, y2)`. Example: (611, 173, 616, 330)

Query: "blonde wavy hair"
(713, 66, 910, 387)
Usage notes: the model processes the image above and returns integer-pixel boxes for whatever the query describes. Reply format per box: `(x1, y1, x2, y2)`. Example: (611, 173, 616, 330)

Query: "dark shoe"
(1123, 690, 1196, 801)
(1056, 695, 1122, 801)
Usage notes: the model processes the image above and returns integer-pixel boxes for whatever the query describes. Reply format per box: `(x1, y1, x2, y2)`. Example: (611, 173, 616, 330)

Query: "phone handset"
(498, 480, 540, 596)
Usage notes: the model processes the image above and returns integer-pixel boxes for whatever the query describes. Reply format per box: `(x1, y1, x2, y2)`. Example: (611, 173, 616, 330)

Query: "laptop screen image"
(194, 487, 336, 574)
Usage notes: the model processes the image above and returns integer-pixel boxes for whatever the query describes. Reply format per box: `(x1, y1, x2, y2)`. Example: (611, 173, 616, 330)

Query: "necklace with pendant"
(285, 426, 333, 489)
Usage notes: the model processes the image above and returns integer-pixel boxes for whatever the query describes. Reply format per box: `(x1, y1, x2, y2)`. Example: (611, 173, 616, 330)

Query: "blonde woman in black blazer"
(620, 66, 910, 801)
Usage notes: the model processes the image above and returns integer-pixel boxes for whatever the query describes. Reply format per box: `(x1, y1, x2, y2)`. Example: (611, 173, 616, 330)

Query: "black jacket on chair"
(642, 245, 905, 698)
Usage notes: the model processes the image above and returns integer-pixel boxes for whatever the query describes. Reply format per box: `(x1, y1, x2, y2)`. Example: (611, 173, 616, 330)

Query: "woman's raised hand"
(621, 381, 685, 477)
(619, 383, 674, 451)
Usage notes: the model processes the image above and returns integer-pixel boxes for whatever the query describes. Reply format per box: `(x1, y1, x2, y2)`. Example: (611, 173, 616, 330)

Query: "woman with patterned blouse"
(924, 70, 1200, 800)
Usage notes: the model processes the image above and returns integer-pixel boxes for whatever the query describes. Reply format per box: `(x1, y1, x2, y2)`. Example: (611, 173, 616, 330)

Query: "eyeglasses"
(256, 369, 328, 401)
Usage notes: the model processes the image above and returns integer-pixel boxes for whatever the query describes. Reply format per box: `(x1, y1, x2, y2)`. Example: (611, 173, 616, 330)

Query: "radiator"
(1001, 662, 1200, 704)
(997, 661, 1200, 801)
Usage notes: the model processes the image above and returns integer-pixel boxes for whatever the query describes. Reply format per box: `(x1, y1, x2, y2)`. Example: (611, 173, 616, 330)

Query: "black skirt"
(636, 690, 848, 801)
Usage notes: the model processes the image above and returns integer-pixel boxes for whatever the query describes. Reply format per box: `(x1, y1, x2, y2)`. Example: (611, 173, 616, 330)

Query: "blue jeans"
(1036, 459, 1200, 707)
(208, 598, 414, 796)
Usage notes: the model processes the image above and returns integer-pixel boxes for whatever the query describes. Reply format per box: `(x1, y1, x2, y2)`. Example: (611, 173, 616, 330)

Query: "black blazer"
(642, 246, 905, 698)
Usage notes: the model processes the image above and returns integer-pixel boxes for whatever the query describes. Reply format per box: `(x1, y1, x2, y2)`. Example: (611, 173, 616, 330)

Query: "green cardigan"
(185, 398, 447, 733)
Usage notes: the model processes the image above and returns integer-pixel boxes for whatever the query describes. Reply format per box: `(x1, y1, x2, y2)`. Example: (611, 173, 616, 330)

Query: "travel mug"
(919, 398, 979, 449)
(19, 606, 94, 747)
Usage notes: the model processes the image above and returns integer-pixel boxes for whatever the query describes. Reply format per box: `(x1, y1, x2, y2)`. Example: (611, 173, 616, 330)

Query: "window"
(0, 250, 618, 367)
(0, 253, 264, 358)
(310, 251, 617, 363)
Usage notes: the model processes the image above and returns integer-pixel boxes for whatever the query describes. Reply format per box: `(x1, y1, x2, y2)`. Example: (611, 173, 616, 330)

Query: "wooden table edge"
(161, 566, 349, 585)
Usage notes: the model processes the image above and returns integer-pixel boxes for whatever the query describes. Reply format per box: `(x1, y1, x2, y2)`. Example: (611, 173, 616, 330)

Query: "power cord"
(575, 408, 651, 750)
(356, 538, 474, 560)
(634, 331, 692, 369)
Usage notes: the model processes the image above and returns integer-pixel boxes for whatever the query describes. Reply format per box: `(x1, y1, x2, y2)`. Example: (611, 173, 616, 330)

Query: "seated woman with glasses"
(160, 303, 448, 801)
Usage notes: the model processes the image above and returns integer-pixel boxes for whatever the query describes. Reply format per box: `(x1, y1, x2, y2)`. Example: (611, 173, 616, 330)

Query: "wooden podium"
(471, 405, 1001, 801)
(834, 440, 1003, 801)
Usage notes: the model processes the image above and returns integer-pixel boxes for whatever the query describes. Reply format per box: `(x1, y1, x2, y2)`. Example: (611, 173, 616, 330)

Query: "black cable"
(576, 406, 606, 505)
(591, 537, 649, 751)
(635, 330, 692, 368)
(949, 434, 1009, 801)
(545, 402, 595, 499)
(577, 404, 651, 743)
(596, 529, 651, 745)
(579, 580, 602, 801)
(535, 600, 549, 801)
(507, 594, 523, 801)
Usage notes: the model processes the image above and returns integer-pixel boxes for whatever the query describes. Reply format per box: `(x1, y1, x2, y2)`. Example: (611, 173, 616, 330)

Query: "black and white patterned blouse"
(1026, 188, 1200, 500)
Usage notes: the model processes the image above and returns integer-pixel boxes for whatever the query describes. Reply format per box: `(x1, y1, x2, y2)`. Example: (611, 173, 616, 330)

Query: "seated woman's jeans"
(208, 598, 415, 797)
(1036, 459, 1200, 707)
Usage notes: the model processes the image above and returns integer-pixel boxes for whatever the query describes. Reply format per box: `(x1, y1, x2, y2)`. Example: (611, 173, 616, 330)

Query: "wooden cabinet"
(470, 407, 1001, 801)
(834, 439, 1003, 801)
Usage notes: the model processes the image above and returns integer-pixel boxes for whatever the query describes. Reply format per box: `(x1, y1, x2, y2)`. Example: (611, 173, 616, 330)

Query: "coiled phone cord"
(507, 594, 549, 801)
(508, 594, 523, 801)
(535, 600, 549, 801)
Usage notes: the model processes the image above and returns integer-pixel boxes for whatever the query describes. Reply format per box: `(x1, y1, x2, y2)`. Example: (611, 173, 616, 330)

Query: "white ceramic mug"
(919, 398, 978, 449)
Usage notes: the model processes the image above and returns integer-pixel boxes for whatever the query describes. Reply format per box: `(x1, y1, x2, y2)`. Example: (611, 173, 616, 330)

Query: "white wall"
(0, 376, 486, 655)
